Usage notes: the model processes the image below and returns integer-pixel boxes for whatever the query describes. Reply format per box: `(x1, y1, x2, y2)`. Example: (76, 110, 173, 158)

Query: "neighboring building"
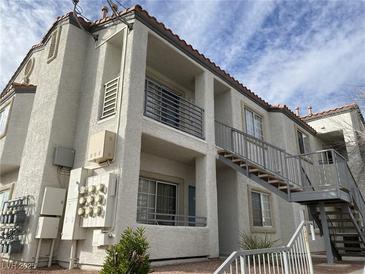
(0, 5, 364, 269)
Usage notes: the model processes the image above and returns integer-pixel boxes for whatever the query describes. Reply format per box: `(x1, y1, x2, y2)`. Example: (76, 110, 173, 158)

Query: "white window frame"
(251, 190, 273, 228)
(137, 177, 178, 226)
(297, 129, 310, 154)
(244, 108, 264, 140)
(0, 100, 12, 139)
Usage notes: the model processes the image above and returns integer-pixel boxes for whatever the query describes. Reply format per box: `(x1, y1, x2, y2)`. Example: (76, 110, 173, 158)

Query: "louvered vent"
(101, 77, 120, 119)
(47, 26, 61, 63)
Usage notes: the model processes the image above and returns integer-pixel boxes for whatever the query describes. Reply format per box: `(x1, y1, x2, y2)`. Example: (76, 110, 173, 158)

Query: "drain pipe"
(69, 240, 77, 270)
(34, 239, 42, 268)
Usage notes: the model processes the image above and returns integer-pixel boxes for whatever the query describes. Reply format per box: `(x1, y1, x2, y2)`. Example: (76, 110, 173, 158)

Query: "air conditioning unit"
(87, 130, 116, 163)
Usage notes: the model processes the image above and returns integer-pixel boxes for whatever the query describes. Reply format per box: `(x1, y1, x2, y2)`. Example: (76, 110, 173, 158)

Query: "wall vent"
(101, 77, 119, 119)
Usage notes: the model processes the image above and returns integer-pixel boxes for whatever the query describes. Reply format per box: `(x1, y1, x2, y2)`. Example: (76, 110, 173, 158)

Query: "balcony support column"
(195, 72, 219, 257)
(319, 203, 335, 264)
(113, 22, 148, 237)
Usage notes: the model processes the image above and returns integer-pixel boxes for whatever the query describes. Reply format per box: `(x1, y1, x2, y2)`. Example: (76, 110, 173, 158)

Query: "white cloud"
(0, 0, 71, 89)
(1, 0, 364, 114)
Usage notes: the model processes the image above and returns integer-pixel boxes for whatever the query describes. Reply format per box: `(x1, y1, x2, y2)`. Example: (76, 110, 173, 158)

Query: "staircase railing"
(214, 221, 313, 274)
(216, 121, 365, 207)
(215, 121, 301, 188)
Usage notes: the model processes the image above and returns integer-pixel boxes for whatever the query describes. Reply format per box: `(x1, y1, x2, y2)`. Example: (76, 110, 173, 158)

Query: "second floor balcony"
(144, 78, 204, 140)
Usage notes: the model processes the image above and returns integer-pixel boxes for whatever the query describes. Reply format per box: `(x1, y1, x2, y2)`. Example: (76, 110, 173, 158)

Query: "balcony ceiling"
(146, 34, 203, 91)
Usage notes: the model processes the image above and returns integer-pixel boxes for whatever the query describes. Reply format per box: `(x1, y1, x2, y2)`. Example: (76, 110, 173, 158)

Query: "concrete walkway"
(1, 256, 364, 273)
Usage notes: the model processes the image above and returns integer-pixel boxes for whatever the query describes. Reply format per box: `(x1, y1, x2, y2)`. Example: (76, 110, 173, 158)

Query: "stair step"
(339, 252, 365, 256)
(329, 219, 353, 222)
(334, 240, 363, 244)
(249, 168, 260, 173)
(329, 226, 356, 229)
(336, 247, 365, 251)
(223, 153, 234, 158)
(232, 158, 243, 163)
(332, 233, 359, 237)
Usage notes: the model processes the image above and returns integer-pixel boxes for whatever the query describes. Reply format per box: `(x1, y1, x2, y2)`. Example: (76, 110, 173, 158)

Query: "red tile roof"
(302, 103, 362, 121)
(2, 5, 316, 134)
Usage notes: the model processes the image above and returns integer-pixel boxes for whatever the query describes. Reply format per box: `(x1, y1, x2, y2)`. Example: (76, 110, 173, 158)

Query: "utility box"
(40, 187, 66, 216)
(53, 146, 75, 168)
(87, 130, 116, 163)
(80, 173, 117, 228)
(61, 168, 90, 240)
(36, 217, 60, 239)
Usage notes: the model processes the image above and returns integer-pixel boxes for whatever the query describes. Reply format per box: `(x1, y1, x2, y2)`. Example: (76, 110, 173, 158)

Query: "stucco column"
(195, 72, 219, 257)
(113, 21, 148, 237)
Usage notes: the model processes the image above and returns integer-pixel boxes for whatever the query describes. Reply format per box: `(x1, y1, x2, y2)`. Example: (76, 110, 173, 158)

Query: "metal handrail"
(214, 221, 313, 274)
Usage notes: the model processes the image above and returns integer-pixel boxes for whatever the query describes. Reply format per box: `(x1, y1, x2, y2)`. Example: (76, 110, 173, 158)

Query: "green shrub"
(239, 231, 278, 250)
(101, 227, 150, 274)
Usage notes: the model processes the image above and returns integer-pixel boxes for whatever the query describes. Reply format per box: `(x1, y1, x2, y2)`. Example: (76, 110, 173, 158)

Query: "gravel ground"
(0, 257, 364, 274)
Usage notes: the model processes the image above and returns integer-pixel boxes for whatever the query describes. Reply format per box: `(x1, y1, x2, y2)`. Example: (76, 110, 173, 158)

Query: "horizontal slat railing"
(214, 221, 313, 274)
(144, 78, 204, 139)
(137, 212, 207, 227)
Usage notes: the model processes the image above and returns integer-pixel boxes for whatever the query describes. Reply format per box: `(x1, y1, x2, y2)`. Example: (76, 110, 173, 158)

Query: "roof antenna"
(106, 0, 133, 30)
(72, 0, 98, 41)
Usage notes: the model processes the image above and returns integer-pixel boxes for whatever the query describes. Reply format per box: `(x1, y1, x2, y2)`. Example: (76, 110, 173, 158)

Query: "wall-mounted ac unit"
(87, 130, 116, 163)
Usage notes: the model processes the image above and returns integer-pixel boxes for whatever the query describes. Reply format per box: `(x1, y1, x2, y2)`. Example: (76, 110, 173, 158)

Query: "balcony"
(144, 78, 204, 139)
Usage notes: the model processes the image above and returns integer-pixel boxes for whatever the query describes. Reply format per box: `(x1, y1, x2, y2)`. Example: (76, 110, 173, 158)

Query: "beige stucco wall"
(6, 11, 365, 268)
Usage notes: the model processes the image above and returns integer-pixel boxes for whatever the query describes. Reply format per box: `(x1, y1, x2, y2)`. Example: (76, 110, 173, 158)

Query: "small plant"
(239, 231, 278, 250)
(101, 227, 150, 274)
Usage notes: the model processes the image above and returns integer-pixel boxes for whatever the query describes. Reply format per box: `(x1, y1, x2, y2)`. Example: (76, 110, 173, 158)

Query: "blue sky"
(1, 0, 364, 115)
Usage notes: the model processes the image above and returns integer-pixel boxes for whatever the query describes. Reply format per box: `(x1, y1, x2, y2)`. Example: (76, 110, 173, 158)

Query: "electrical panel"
(79, 173, 116, 228)
(87, 130, 116, 163)
(92, 229, 114, 247)
(0, 196, 30, 254)
(35, 217, 60, 239)
(61, 168, 90, 240)
(53, 146, 75, 168)
(40, 187, 66, 216)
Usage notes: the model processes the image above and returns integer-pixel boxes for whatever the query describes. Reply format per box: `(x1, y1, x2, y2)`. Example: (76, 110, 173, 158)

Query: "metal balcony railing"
(144, 78, 204, 139)
(137, 211, 207, 227)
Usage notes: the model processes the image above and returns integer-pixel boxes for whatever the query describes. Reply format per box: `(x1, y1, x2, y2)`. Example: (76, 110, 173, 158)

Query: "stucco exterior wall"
(2, 10, 364, 269)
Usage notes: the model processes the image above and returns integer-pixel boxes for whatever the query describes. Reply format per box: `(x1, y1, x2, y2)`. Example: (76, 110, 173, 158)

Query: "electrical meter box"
(40, 187, 66, 216)
(87, 130, 116, 163)
(80, 173, 117, 228)
(36, 217, 60, 239)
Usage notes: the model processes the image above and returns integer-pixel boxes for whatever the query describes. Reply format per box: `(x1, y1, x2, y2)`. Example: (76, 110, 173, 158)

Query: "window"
(251, 191, 272, 227)
(297, 130, 310, 154)
(137, 177, 177, 226)
(100, 77, 120, 119)
(0, 103, 11, 138)
(245, 109, 263, 140)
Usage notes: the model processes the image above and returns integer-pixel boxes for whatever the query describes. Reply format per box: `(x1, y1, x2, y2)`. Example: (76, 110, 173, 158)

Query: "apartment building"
(0, 5, 364, 269)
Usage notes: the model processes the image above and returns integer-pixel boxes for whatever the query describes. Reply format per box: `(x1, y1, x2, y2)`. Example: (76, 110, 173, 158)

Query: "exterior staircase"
(215, 121, 365, 262)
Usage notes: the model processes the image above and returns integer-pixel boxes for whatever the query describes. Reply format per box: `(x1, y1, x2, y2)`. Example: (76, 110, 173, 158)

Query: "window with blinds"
(251, 191, 272, 227)
(100, 77, 120, 119)
(244, 109, 263, 140)
(137, 177, 177, 226)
